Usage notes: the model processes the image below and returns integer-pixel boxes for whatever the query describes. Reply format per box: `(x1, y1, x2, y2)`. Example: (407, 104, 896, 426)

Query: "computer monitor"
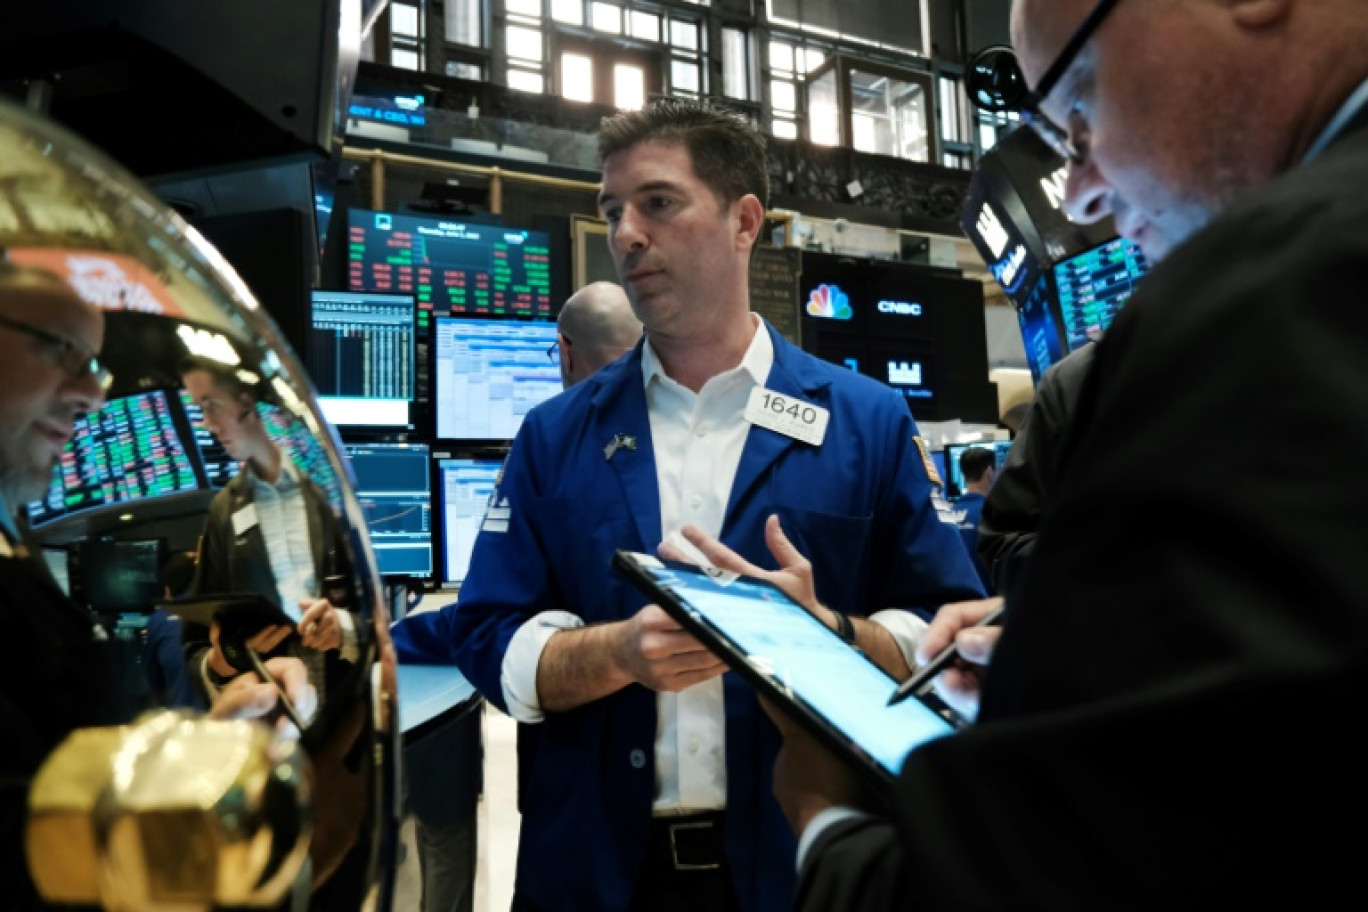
(1016, 273, 1067, 383)
(27, 390, 204, 527)
(178, 389, 240, 488)
(1053, 237, 1150, 352)
(346, 208, 553, 319)
(74, 538, 168, 614)
(435, 455, 505, 587)
(344, 442, 433, 579)
(309, 289, 417, 428)
(432, 317, 563, 442)
(42, 547, 71, 597)
(943, 440, 1014, 498)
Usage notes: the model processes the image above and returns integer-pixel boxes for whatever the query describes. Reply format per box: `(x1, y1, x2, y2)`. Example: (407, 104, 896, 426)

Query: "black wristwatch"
(831, 610, 856, 644)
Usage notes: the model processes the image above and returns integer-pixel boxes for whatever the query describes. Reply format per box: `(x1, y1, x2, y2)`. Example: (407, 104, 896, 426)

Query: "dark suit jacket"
(184, 466, 350, 699)
(797, 110, 1368, 910)
(0, 534, 126, 911)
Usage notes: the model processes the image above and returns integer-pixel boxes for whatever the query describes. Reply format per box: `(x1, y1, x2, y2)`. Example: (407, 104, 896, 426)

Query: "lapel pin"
(604, 433, 638, 462)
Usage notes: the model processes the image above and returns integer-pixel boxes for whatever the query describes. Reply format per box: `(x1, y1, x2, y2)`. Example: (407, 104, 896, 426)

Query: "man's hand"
(758, 696, 864, 836)
(612, 604, 726, 692)
(913, 596, 1004, 722)
(208, 656, 318, 734)
(208, 619, 292, 677)
(661, 515, 826, 620)
(298, 598, 344, 652)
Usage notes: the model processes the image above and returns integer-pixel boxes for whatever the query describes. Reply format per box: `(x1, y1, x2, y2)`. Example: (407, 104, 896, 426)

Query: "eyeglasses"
(965, 0, 1125, 163)
(0, 312, 112, 389)
(546, 334, 571, 363)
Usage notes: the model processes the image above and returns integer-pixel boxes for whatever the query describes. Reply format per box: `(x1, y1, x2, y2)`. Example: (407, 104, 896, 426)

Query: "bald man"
(554, 281, 641, 388)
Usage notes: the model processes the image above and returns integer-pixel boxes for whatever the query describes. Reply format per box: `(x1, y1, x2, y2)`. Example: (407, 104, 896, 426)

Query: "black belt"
(646, 812, 727, 872)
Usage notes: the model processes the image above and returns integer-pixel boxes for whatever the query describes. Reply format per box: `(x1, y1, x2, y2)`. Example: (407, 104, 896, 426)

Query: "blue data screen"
(643, 562, 955, 777)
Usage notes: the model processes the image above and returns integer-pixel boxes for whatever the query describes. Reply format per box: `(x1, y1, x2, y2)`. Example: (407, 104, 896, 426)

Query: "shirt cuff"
(795, 806, 874, 871)
(501, 610, 585, 723)
(336, 608, 360, 663)
(868, 609, 928, 670)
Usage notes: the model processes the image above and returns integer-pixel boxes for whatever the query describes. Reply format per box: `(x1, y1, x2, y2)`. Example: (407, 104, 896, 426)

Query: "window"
(390, 0, 424, 71)
(769, 35, 830, 139)
(506, 24, 543, 62)
(591, 1, 622, 33)
(555, 34, 661, 107)
(445, 0, 482, 46)
(561, 52, 594, 102)
(615, 63, 646, 109)
(722, 27, 752, 101)
(552, 0, 583, 25)
(629, 10, 660, 41)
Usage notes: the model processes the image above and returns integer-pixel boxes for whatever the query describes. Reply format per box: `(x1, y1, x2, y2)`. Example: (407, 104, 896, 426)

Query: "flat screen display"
(433, 317, 562, 442)
(1015, 273, 1066, 383)
(435, 456, 504, 586)
(27, 390, 203, 527)
(309, 289, 417, 428)
(347, 208, 553, 320)
(1053, 237, 1150, 351)
(944, 440, 1014, 498)
(76, 538, 167, 614)
(345, 442, 433, 578)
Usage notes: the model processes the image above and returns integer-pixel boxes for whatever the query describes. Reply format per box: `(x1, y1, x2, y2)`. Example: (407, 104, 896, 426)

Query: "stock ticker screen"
(347, 209, 553, 325)
(345, 442, 433, 578)
(1053, 237, 1150, 352)
(1016, 273, 1066, 383)
(28, 390, 202, 526)
(178, 389, 240, 489)
(310, 290, 416, 427)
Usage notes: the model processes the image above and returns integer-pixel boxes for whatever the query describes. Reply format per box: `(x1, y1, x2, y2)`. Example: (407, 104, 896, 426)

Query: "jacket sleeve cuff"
(501, 610, 585, 723)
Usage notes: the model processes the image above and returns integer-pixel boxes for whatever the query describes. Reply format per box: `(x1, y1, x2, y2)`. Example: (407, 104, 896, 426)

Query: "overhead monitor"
(1053, 237, 1150, 351)
(346, 208, 553, 320)
(435, 456, 504, 587)
(344, 442, 433, 579)
(943, 440, 1015, 499)
(433, 317, 562, 442)
(309, 289, 417, 428)
(27, 390, 204, 527)
(1016, 273, 1067, 383)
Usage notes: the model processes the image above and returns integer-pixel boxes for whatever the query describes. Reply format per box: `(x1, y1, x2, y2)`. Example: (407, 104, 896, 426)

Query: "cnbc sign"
(876, 300, 923, 316)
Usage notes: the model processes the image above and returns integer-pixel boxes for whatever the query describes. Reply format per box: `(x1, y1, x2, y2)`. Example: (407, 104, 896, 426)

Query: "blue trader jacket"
(393, 322, 984, 912)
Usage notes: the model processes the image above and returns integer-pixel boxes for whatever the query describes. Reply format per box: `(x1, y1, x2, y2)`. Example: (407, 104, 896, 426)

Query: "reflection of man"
(554, 281, 642, 387)
(393, 99, 982, 912)
(725, 0, 1368, 906)
(0, 265, 310, 911)
(180, 356, 357, 706)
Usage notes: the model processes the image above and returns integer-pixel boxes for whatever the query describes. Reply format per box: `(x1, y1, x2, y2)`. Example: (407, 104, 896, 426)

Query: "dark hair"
(178, 355, 256, 401)
(598, 98, 770, 211)
(159, 550, 198, 597)
(960, 447, 997, 484)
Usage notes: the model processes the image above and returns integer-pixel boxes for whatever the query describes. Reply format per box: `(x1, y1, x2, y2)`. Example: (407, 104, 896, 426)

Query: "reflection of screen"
(77, 538, 167, 614)
(310, 290, 416, 428)
(944, 441, 1014, 498)
(1016, 273, 1066, 383)
(631, 558, 954, 778)
(1053, 237, 1149, 351)
(42, 548, 71, 597)
(345, 443, 432, 578)
(179, 389, 240, 489)
(436, 457, 503, 586)
(434, 317, 562, 441)
(347, 209, 553, 321)
(27, 390, 202, 527)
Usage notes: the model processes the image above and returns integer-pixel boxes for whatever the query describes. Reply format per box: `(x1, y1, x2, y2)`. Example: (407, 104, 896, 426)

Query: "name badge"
(232, 504, 259, 537)
(744, 387, 829, 447)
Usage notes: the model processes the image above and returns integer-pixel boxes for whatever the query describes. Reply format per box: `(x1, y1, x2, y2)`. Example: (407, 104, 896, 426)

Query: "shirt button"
(630, 749, 647, 769)
(694, 427, 708, 438)
(689, 495, 702, 510)
(687, 739, 700, 755)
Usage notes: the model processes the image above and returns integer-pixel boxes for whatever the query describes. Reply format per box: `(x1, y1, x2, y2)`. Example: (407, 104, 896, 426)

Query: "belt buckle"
(669, 819, 721, 871)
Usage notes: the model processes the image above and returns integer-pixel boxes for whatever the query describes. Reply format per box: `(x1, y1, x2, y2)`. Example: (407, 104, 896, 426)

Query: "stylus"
(245, 645, 310, 732)
(886, 603, 1006, 706)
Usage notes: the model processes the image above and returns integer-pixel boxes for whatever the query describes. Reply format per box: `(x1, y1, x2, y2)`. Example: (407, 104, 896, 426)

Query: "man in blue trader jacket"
(392, 98, 984, 912)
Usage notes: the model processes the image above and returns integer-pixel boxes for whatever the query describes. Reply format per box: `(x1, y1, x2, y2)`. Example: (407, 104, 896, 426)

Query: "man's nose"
(1062, 157, 1113, 226)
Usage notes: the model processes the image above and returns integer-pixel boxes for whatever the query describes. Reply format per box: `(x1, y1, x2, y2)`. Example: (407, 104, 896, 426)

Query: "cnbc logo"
(877, 300, 923, 316)
(806, 283, 852, 320)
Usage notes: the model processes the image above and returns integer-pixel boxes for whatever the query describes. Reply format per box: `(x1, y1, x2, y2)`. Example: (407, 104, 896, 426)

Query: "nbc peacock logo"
(806, 283, 853, 320)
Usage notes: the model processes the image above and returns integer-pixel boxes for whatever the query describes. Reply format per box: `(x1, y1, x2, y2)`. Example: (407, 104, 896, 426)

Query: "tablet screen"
(630, 557, 955, 779)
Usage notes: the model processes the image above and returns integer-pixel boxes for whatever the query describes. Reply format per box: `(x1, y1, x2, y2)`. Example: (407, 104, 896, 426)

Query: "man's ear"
(733, 193, 765, 254)
(1228, 0, 1290, 30)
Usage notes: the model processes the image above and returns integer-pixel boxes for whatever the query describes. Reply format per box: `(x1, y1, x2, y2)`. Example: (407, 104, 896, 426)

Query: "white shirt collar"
(640, 313, 774, 390)
(1304, 77, 1368, 163)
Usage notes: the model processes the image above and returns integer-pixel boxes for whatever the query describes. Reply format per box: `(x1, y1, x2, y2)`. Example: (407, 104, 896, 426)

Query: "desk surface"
(398, 663, 479, 733)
